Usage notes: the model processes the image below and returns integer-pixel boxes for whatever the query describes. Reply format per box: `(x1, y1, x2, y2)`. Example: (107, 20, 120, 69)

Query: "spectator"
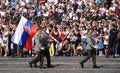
(0, 0, 119, 58)
(107, 24, 118, 58)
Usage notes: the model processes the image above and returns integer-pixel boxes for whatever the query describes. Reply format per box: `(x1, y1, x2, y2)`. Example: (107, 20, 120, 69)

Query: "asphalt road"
(0, 56, 120, 73)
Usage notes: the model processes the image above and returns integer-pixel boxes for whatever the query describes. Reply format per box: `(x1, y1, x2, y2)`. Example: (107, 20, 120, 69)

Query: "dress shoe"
(34, 63, 37, 68)
(80, 62, 84, 68)
(93, 65, 100, 68)
(47, 65, 54, 68)
(29, 62, 32, 68)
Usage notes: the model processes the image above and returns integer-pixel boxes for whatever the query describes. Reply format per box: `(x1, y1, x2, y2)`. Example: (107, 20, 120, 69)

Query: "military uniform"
(29, 31, 44, 68)
(80, 34, 99, 68)
(39, 32, 53, 67)
(29, 26, 54, 68)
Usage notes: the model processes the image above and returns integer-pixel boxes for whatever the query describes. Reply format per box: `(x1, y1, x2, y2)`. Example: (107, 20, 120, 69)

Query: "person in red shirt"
(51, 27, 59, 55)
(40, 0, 46, 3)
(51, 27, 59, 40)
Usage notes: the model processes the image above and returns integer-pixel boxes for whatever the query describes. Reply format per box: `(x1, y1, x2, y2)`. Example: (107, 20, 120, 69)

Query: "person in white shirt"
(103, 32, 109, 56)
(48, 0, 58, 5)
(1, 28, 8, 57)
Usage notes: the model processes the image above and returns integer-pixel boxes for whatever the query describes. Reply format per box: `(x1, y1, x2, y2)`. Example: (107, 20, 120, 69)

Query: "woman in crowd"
(103, 32, 109, 56)
(0, 0, 119, 58)
(96, 34, 104, 56)
(1, 27, 9, 57)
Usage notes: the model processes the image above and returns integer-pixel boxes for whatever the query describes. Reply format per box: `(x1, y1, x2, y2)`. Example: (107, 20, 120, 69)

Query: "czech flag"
(13, 16, 38, 51)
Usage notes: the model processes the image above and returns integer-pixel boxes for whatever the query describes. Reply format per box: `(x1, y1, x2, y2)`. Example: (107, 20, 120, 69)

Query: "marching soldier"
(29, 26, 58, 68)
(80, 28, 99, 68)
(29, 27, 44, 68)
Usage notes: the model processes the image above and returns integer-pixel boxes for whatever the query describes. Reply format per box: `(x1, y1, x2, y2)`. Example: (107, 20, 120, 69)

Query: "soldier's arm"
(86, 37, 95, 48)
(49, 34, 59, 44)
(34, 34, 39, 45)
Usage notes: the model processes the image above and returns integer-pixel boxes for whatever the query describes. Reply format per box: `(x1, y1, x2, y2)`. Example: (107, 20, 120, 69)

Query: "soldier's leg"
(92, 49, 96, 66)
(92, 49, 100, 68)
(44, 49, 51, 67)
(31, 51, 41, 63)
(81, 50, 92, 63)
(29, 52, 41, 68)
(80, 50, 92, 68)
(39, 54, 44, 67)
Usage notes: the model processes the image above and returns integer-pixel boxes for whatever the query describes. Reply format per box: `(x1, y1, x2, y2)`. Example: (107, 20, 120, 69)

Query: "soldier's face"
(37, 30, 41, 34)
(42, 28, 46, 32)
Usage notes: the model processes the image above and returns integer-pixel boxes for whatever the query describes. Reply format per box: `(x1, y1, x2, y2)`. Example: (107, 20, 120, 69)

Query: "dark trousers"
(81, 49, 96, 65)
(12, 44, 17, 57)
(40, 49, 51, 66)
(32, 49, 51, 66)
(31, 51, 44, 66)
(8, 36, 11, 56)
(118, 44, 120, 55)
(18, 45, 24, 57)
(107, 40, 117, 57)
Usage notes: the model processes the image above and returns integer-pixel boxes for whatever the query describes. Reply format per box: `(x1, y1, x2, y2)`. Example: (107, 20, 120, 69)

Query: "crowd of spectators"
(0, 0, 120, 57)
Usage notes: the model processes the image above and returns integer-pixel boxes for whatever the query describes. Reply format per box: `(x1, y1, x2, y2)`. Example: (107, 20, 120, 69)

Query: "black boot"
(39, 61, 44, 68)
(93, 65, 100, 68)
(80, 62, 84, 68)
(34, 63, 37, 68)
(29, 61, 32, 68)
(47, 64, 54, 68)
